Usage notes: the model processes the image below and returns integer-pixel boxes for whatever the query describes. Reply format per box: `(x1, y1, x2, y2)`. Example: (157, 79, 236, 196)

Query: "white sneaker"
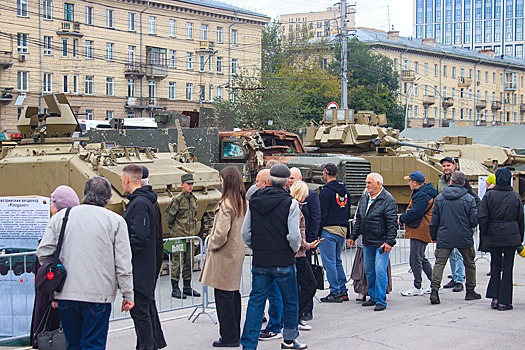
(423, 287, 432, 294)
(401, 286, 424, 296)
(298, 320, 312, 331)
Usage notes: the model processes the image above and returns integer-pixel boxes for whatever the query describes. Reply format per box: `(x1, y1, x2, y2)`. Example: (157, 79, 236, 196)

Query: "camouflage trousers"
(171, 246, 194, 281)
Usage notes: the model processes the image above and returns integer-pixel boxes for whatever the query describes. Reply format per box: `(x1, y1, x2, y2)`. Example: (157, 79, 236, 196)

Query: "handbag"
(37, 306, 67, 350)
(311, 252, 325, 290)
(36, 208, 71, 295)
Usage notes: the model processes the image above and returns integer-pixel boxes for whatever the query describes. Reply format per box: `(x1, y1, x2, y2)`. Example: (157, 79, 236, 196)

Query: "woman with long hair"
(200, 166, 248, 347)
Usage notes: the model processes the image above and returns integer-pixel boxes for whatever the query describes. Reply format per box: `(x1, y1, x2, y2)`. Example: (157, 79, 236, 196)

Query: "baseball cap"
(181, 173, 195, 184)
(404, 171, 425, 182)
(439, 156, 455, 165)
(141, 166, 149, 179)
(322, 163, 338, 176)
(269, 164, 291, 179)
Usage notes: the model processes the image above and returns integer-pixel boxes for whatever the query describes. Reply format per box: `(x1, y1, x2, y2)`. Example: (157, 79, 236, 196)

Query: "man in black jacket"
(349, 172, 397, 311)
(121, 164, 162, 350)
(318, 163, 351, 303)
(429, 171, 481, 305)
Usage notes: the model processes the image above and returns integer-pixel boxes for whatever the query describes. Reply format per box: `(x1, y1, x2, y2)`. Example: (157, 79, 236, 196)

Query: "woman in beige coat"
(200, 166, 247, 348)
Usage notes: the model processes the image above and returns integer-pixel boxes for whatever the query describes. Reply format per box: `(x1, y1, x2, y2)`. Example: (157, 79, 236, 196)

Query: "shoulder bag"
(311, 252, 325, 290)
(37, 306, 67, 350)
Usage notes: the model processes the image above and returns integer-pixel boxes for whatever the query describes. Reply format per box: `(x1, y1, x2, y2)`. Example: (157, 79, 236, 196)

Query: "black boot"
(465, 289, 482, 300)
(430, 290, 440, 304)
(171, 280, 186, 299)
(183, 280, 201, 297)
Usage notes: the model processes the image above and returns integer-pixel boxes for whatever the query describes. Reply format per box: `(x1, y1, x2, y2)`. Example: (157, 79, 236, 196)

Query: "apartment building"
(414, 0, 525, 58)
(357, 28, 525, 128)
(0, 0, 269, 131)
(280, 6, 355, 39)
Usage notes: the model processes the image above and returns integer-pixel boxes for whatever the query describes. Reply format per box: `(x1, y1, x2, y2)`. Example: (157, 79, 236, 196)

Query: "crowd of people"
(31, 155, 525, 350)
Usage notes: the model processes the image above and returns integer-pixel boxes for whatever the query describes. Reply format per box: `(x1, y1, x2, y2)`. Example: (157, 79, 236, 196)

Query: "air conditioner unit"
(476, 81, 480, 86)
(18, 54, 26, 62)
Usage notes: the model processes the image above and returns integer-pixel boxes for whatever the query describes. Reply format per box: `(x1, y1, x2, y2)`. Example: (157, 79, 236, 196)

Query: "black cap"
(439, 156, 455, 165)
(269, 164, 291, 178)
(141, 166, 149, 179)
(322, 163, 338, 176)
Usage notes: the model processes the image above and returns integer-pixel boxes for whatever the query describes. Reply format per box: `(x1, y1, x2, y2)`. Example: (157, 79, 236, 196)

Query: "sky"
(223, 0, 414, 36)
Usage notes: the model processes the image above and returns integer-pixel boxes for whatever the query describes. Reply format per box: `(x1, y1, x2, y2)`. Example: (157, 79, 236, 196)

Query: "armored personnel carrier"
(0, 94, 221, 235)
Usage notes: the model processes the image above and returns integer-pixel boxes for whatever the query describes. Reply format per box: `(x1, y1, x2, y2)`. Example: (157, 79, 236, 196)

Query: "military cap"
(181, 173, 195, 184)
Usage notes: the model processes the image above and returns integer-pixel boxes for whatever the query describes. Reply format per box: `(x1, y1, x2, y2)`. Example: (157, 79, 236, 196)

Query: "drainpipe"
(139, 0, 150, 118)
(438, 54, 444, 126)
(227, 11, 238, 100)
(39, 0, 43, 110)
(473, 58, 482, 125)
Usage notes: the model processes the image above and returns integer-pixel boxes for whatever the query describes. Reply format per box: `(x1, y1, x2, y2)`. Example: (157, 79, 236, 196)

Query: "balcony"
(124, 62, 168, 79)
(442, 97, 454, 108)
(505, 82, 517, 91)
(475, 99, 487, 110)
(401, 70, 416, 82)
(56, 21, 83, 37)
(491, 101, 502, 110)
(0, 51, 13, 69)
(124, 63, 146, 78)
(197, 41, 215, 51)
(0, 92, 13, 104)
(125, 97, 166, 110)
(422, 95, 435, 107)
(423, 117, 435, 128)
(457, 77, 472, 87)
(520, 103, 525, 113)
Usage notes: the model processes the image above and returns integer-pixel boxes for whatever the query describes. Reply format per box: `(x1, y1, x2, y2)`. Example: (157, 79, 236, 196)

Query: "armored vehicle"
(0, 94, 221, 235)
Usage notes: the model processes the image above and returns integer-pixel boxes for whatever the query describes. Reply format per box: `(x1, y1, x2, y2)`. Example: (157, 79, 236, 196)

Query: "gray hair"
(368, 172, 384, 186)
(83, 176, 112, 207)
(450, 171, 466, 185)
(270, 176, 288, 188)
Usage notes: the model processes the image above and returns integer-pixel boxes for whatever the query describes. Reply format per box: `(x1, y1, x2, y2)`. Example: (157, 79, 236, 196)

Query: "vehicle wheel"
(13, 263, 24, 276)
(0, 266, 8, 275)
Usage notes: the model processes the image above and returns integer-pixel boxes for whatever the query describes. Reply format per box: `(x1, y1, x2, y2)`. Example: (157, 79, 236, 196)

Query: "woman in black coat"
(477, 167, 524, 311)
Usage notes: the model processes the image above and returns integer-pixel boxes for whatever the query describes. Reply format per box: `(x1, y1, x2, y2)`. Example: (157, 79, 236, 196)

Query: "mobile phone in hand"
(379, 246, 385, 254)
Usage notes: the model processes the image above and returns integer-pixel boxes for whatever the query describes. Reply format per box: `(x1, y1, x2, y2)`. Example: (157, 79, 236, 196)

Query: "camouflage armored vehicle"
(0, 94, 221, 235)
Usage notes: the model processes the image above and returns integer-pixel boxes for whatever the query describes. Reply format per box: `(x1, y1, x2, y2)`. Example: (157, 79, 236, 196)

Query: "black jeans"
(486, 246, 516, 305)
(215, 289, 241, 344)
(409, 239, 433, 289)
(296, 257, 317, 317)
(130, 291, 157, 350)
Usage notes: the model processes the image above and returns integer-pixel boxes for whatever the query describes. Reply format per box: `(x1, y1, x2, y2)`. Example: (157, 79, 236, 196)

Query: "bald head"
(255, 169, 271, 189)
(288, 167, 302, 187)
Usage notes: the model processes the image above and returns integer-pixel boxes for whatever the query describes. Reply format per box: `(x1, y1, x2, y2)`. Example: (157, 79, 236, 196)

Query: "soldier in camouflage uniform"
(165, 173, 201, 299)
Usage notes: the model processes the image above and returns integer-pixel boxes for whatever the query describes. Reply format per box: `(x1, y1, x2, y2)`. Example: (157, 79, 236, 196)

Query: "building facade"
(414, 0, 525, 58)
(357, 28, 525, 128)
(0, 0, 269, 131)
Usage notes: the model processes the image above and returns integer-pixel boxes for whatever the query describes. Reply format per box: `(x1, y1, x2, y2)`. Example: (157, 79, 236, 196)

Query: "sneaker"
(452, 283, 464, 292)
(300, 311, 312, 322)
(298, 320, 312, 331)
(443, 279, 456, 289)
(374, 304, 386, 311)
(401, 286, 424, 297)
(259, 331, 282, 341)
(281, 340, 308, 349)
(362, 300, 376, 307)
(320, 293, 343, 303)
(430, 290, 440, 304)
(423, 287, 432, 294)
(497, 304, 513, 311)
(465, 290, 482, 300)
(340, 292, 349, 301)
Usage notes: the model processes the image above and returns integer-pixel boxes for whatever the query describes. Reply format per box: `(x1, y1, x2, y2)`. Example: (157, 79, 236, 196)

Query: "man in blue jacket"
(318, 163, 351, 303)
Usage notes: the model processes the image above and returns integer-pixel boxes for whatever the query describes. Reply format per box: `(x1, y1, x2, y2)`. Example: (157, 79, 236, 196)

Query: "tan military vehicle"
(0, 94, 221, 235)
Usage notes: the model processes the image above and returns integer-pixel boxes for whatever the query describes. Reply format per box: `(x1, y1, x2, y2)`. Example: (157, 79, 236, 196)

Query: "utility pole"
(340, 0, 348, 109)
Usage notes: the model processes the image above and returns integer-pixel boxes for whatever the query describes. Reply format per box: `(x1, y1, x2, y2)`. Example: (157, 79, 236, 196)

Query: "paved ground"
(5, 256, 525, 350)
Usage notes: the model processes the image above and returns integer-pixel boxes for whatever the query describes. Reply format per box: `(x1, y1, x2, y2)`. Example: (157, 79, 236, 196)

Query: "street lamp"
(198, 49, 218, 108)
(404, 76, 421, 131)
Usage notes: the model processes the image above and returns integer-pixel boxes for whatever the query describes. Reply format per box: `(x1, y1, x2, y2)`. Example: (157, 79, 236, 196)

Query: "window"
(169, 50, 176, 67)
(452, 67, 456, 78)
(169, 19, 176, 37)
(149, 81, 156, 103)
(186, 22, 193, 39)
(404, 59, 409, 70)
(201, 24, 208, 40)
(485, 71, 489, 83)
(393, 58, 398, 72)
(232, 59, 238, 75)
(85, 40, 93, 59)
(199, 85, 205, 101)
(43, 0, 52, 20)
(186, 52, 193, 69)
(17, 71, 28, 91)
(217, 57, 223, 73)
(217, 27, 223, 43)
(85, 110, 94, 120)
(128, 13, 136, 31)
(105, 9, 114, 28)
(62, 75, 68, 93)
(43, 73, 52, 93)
(208, 56, 213, 72)
(452, 87, 456, 98)
(148, 16, 156, 34)
(443, 65, 447, 78)
(73, 74, 79, 94)
(186, 83, 193, 100)
(231, 29, 238, 45)
(200, 55, 205, 72)
(44, 36, 52, 55)
(169, 82, 176, 100)
(64, 3, 74, 22)
(71, 38, 78, 57)
(106, 111, 114, 120)
(217, 86, 223, 100)
(208, 85, 213, 101)
(17, 33, 28, 53)
(106, 42, 114, 60)
(414, 61, 419, 74)
(127, 79, 135, 97)
(85, 6, 94, 25)
(17, 0, 28, 17)
(85, 75, 93, 95)
(106, 77, 114, 96)
(424, 63, 428, 76)
(434, 64, 438, 77)
(61, 38, 68, 57)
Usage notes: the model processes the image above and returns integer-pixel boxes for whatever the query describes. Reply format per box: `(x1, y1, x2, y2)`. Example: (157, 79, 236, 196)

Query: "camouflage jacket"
(165, 192, 198, 237)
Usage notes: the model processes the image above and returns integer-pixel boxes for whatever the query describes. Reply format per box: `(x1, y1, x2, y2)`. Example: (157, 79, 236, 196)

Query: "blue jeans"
(264, 281, 283, 333)
(57, 300, 112, 350)
(450, 248, 465, 283)
(363, 246, 390, 307)
(240, 265, 299, 350)
(318, 230, 348, 295)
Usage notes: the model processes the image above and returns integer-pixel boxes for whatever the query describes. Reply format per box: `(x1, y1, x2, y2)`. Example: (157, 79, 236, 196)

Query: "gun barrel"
(396, 140, 443, 152)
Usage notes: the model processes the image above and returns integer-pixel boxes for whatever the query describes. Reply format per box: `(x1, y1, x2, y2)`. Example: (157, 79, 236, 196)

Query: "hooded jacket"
(430, 184, 478, 249)
(477, 168, 524, 248)
(124, 185, 158, 298)
(241, 185, 301, 267)
(319, 180, 351, 232)
(438, 173, 480, 206)
(399, 183, 437, 243)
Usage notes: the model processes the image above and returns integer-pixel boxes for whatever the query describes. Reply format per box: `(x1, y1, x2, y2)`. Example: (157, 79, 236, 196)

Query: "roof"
(175, 0, 269, 18)
(400, 125, 525, 149)
(355, 28, 525, 69)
